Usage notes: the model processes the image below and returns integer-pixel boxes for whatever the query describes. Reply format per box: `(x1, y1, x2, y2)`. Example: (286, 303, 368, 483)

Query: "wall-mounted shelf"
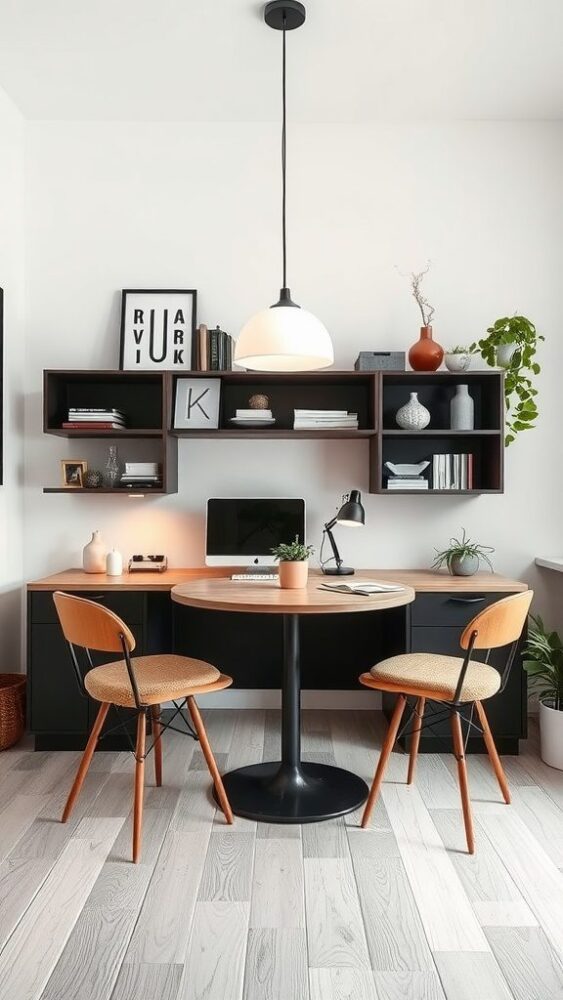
(43, 368, 504, 496)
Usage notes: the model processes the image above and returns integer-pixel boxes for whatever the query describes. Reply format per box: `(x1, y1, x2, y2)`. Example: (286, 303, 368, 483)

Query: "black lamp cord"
(281, 14, 287, 290)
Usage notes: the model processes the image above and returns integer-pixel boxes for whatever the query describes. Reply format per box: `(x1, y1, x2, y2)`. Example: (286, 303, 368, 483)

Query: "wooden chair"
(53, 591, 234, 862)
(359, 590, 533, 853)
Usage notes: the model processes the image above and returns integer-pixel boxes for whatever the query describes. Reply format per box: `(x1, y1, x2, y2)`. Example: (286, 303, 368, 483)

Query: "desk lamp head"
(322, 490, 365, 576)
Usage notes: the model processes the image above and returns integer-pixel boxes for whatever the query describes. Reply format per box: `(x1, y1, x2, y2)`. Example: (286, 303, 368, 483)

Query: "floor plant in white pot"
(523, 615, 563, 770)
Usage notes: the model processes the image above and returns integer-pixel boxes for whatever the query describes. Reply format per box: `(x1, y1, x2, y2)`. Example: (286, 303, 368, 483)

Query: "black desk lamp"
(322, 490, 365, 575)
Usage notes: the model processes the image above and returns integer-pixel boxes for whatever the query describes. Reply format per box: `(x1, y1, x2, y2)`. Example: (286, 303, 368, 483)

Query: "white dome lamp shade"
(235, 1, 334, 373)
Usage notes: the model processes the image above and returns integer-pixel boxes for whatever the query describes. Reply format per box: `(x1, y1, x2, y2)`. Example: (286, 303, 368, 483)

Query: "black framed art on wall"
(119, 289, 197, 371)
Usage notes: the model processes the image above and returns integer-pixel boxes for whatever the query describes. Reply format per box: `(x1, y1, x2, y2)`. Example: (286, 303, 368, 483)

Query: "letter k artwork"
(186, 386, 210, 420)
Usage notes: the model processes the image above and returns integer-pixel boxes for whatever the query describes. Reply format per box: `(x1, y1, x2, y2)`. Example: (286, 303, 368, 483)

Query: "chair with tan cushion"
(359, 590, 533, 853)
(54, 591, 234, 862)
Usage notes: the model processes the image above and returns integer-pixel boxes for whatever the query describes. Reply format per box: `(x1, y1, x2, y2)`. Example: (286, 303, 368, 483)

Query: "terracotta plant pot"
(408, 325, 444, 372)
(278, 560, 309, 589)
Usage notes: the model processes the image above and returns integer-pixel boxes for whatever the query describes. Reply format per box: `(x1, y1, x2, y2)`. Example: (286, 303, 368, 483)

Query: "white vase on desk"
(106, 549, 123, 576)
(83, 531, 107, 573)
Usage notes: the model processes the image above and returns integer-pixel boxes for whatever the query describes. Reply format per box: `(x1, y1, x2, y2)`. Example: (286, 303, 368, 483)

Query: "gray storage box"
(354, 351, 406, 371)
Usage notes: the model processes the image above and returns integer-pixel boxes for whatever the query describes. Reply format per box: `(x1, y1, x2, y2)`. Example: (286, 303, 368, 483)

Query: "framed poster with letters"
(119, 289, 197, 370)
(174, 378, 221, 430)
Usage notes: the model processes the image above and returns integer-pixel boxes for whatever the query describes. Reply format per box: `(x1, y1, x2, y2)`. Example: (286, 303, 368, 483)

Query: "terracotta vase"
(278, 561, 309, 590)
(408, 325, 444, 372)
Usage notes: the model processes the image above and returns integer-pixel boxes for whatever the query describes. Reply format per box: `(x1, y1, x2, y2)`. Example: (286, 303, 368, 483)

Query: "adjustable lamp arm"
(323, 518, 343, 570)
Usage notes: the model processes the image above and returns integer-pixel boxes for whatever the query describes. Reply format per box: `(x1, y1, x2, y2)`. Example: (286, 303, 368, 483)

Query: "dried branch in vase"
(397, 260, 435, 327)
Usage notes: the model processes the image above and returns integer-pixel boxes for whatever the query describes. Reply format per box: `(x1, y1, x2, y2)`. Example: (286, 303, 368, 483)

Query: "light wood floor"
(0, 710, 562, 1000)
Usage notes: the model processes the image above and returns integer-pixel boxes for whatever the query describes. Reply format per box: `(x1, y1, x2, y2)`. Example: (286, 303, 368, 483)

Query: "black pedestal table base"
(214, 613, 369, 823)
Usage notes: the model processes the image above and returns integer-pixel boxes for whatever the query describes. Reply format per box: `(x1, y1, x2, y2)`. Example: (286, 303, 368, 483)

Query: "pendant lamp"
(235, 1, 334, 372)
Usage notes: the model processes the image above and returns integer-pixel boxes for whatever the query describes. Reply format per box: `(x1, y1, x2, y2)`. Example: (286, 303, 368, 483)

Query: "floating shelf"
(171, 428, 377, 440)
(43, 487, 166, 495)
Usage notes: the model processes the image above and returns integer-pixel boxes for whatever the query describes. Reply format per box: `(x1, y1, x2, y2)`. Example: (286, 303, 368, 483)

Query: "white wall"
(23, 120, 563, 628)
(0, 87, 25, 671)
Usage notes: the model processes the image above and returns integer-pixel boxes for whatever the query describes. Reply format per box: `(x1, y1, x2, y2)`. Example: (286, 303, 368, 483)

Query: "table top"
(171, 573, 416, 615)
(27, 567, 528, 594)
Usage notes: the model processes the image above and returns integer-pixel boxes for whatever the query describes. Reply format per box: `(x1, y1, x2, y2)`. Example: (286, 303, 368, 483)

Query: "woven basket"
(0, 674, 26, 750)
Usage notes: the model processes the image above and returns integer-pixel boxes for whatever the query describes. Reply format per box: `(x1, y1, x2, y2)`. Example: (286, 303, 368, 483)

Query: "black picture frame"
(0, 288, 3, 486)
(119, 288, 197, 371)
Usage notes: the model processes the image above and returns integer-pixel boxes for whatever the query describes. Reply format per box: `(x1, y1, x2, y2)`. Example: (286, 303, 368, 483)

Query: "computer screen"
(205, 497, 306, 567)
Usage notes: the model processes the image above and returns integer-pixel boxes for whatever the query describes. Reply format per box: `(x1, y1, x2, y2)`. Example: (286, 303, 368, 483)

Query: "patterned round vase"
(408, 325, 444, 372)
(395, 392, 431, 431)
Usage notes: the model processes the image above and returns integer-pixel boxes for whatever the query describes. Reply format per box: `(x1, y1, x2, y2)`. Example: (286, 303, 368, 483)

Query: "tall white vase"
(83, 530, 107, 573)
(450, 384, 474, 430)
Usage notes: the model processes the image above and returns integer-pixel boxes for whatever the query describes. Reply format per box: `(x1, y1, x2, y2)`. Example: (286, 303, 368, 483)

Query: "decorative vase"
(105, 445, 120, 488)
(539, 700, 563, 770)
(396, 392, 430, 431)
(450, 384, 474, 430)
(445, 352, 472, 373)
(278, 561, 309, 589)
(496, 342, 517, 368)
(83, 531, 107, 574)
(450, 553, 479, 576)
(106, 549, 123, 576)
(408, 325, 444, 372)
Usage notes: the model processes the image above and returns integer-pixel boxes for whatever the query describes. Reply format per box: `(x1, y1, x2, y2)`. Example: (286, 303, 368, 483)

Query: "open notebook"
(319, 580, 405, 597)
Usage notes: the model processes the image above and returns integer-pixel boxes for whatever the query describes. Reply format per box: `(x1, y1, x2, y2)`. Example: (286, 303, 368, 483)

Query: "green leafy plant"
(470, 315, 544, 446)
(447, 345, 476, 354)
(271, 536, 314, 563)
(432, 528, 494, 573)
(523, 615, 563, 711)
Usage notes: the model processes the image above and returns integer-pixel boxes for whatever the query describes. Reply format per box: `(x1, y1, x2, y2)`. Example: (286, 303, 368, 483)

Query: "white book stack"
(432, 453, 474, 490)
(293, 409, 359, 430)
(385, 460, 429, 490)
(235, 409, 273, 420)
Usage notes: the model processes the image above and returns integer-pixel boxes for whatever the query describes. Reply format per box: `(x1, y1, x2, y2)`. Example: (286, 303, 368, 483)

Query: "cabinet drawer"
(30, 590, 145, 626)
(411, 592, 509, 628)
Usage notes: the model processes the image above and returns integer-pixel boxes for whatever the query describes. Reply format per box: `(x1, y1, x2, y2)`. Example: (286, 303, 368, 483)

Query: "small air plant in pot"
(271, 536, 315, 590)
(432, 528, 494, 577)
(444, 345, 475, 373)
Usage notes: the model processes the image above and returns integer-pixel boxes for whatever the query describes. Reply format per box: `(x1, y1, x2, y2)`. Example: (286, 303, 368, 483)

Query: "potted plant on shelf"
(470, 315, 544, 446)
(524, 615, 563, 770)
(271, 536, 315, 589)
(444, 345, 475, 373)
(432, 528, 495, 577)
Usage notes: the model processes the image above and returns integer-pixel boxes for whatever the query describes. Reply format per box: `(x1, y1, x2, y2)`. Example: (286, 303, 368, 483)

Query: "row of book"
(119, 462, 162, 489)
(192, 325, 234, 371)
(63, 407, 126, 431)
(432, 453, 474, 490)
(293, 409, 359, 430)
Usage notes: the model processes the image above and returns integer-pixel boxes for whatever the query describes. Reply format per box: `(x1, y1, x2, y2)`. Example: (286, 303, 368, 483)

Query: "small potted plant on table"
(272, 536, 315, 589)
(432, 528, 494, 577)
(524, 615, 563, 770)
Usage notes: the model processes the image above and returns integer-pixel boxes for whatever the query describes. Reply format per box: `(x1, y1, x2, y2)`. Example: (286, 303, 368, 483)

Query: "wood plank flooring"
(0, 711, 561, 1000)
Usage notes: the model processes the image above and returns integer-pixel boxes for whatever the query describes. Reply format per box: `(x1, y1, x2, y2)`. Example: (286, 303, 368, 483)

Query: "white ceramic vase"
(83, 530, 107, 574)
(395, 392, 430, 431)
(539, 700, 563, 770)
(450, 384, 474, 430)
(106, 549, 123, 576)
(445, 352, 472, 373)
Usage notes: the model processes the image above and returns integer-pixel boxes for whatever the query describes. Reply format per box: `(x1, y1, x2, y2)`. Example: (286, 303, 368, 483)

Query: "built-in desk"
(27, 568, 527, 753)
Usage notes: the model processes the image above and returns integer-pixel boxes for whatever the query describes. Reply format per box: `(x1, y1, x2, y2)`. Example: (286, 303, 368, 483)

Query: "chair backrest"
(53, 591, 136, 653)
(460, 591, 533, 650)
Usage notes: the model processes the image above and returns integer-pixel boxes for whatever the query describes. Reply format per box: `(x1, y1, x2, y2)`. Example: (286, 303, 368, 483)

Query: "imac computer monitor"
(205, 498, 306, 567)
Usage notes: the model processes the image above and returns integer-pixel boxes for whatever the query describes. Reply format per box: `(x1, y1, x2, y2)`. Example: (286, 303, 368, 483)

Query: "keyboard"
(231, 573, 278, 582)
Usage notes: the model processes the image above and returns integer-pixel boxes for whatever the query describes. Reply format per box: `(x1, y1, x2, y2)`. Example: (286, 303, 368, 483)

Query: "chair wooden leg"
(407, 697, 425, 785)
(475, 700, 511, 804)
(133, 710, 147, 863)
(151, 705, 163, 787)
(451, 710, 475, 854)
(361, 693, 407, 829)
(62, 702, 110, 823)
(187, 696, 233, 824)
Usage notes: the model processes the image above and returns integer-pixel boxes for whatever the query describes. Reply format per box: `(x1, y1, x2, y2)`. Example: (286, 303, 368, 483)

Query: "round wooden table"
(171, 574, 415, 824)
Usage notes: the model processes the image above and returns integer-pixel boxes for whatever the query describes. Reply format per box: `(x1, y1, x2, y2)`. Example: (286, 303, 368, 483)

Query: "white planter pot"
(496, 342, 517, 368)
(539, 699, 563, 770)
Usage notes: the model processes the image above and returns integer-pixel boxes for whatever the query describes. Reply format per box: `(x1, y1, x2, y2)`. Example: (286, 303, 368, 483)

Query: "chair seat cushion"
(85, 654, 221, 707)
(370, 652, 501, 702)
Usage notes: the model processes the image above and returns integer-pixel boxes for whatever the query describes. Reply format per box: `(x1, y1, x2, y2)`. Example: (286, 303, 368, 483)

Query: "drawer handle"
(88, 594, 107, 602)
(448, 597, 486, 604)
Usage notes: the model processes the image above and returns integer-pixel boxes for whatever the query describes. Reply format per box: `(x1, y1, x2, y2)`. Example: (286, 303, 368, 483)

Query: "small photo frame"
(61, 459, 88, 488)
(174, 378, 221, 430)
(119, 289, 197, 371)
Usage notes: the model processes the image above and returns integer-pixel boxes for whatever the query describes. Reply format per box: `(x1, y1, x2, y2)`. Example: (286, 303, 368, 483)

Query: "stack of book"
(63, 408, 126, 430)
(230, 408, 275, 428)
(293, 409, 359, 430)
(193, 325, 234, 371)
(386, 473, 429, 490)
(120, 462, 162, 489)
(432, 453, 474, 490)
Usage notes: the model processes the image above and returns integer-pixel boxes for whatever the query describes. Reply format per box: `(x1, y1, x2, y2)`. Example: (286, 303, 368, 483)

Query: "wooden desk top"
(171, 574, 416, 615)
(27, 567, 528, 594)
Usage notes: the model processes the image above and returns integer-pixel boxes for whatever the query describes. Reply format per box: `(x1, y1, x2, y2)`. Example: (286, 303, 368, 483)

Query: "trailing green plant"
(431, 528, 494, 573)
(470, 315, 544, 446)
(523, 615, 563, 712)
(271, 536, 314, 563)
